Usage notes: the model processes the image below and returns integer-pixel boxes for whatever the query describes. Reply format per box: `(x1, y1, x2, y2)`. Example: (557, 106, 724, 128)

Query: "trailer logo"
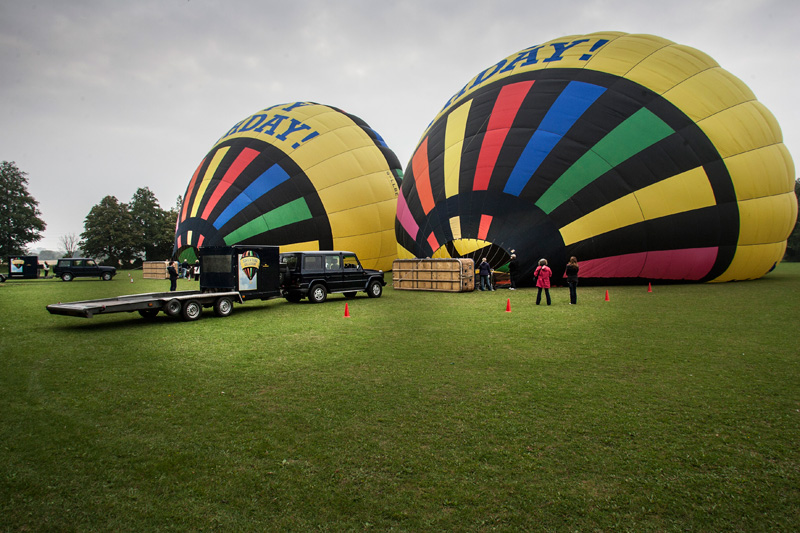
(239, 251, 260, 281)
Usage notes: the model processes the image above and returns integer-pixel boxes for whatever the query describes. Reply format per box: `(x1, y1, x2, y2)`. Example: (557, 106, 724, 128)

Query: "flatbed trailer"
(46, 290, 242, 320)
(46, 245, 282, 322)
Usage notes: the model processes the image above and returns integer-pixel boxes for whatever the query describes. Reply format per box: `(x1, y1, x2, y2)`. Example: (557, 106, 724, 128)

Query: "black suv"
(53, 258, 117, 281)
(280, 251, 385, 303)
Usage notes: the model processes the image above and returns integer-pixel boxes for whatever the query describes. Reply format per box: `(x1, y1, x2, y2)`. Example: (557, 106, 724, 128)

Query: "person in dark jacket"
(478, 257, 494, 291)
(565, 256, 579, 304)
(508, 254, 518, 290)
(167, 261, 179, 292)
(534, 258, 552, 305)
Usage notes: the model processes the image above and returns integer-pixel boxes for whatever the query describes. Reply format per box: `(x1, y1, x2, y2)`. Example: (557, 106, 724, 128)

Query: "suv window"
(325, 255, 341, 271)
(303, 255, 323, 271)
(343, 255, 360, 270)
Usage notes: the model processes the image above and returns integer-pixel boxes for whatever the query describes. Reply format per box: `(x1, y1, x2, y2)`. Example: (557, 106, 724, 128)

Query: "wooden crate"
(392, 258, 475, 292)
(143, 261, 168, 280)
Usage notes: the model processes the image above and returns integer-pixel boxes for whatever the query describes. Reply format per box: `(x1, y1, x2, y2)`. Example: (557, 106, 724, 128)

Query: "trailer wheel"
(367, 280, 383, 298)
(164, 299, 182, 317)
(181, 299, 202, 321)
(214, 296, 234, 317)
(285, 292, 302, 303)
(309, 284, 327, 304)
(61, 272, 74, 282)
(0, 273, 5, 283)
(138, 309, 159, 319)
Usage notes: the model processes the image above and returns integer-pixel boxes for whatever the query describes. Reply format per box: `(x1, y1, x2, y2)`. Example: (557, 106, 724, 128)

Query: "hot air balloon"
(395, 32, 797, 283)
(176, 102, 403, 271)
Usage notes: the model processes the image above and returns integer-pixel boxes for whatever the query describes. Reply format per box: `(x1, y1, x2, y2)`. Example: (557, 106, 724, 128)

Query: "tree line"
(1, 161, 177, 264)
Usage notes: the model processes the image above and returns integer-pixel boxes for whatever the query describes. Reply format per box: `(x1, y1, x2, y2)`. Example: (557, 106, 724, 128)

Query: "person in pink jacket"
(534, 258, 552, 305)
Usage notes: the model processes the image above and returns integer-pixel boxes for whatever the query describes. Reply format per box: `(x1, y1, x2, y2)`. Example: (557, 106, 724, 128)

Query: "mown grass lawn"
(1, 265, 799, 531)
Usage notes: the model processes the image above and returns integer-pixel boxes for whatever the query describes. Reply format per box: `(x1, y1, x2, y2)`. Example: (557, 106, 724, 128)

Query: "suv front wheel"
(309, 284, 327, 304)
(367, 279, 382, 298)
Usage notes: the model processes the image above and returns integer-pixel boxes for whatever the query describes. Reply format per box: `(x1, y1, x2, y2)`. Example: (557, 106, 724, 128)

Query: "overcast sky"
(2, 0, 798, 252)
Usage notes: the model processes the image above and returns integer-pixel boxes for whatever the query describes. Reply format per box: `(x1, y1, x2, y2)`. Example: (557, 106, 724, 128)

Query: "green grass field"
(1, 265, 798, 531)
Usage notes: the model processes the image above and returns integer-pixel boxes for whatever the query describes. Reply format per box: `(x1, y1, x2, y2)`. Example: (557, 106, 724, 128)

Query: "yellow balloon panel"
(697, 101, 783, 159)
(664, 68, 756, 122)
(737, 193, 798, 245)
(584, 34, 670, 77)
(714, 242, 788, 282)
(726, 145, 796, 201)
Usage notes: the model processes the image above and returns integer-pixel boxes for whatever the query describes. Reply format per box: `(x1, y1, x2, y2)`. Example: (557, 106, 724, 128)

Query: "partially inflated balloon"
(395, 32, 797, 282)
(176, 102, 402, 270)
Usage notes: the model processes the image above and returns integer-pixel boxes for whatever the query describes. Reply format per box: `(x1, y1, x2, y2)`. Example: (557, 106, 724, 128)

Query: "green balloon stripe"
(535, 108, 675, 214)
(223, 198, 313, 245)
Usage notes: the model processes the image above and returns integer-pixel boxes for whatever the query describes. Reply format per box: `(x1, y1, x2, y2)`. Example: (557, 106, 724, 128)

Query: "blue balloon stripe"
(212, 164, 291, 230)
(504, 81, 606, 196)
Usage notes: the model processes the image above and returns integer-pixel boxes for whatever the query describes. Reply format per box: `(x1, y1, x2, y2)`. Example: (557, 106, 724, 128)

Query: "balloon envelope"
(176, 102, 403, 270)
(395, 32, 797, 283)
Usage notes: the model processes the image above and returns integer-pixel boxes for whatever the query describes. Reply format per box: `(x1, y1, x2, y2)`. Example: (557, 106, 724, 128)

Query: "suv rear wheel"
(285, 292, 302, 303)
(309, 283, 327, 304)
(61, 272, 74, 282)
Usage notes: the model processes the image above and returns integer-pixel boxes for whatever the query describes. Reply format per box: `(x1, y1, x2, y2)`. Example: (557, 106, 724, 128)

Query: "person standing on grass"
(478, 257, 494, 291)
(534, 258, 552, 305)
(565, 256, 579, 305)
(168, 261, 179, 292)
(508, 254, 519, 290)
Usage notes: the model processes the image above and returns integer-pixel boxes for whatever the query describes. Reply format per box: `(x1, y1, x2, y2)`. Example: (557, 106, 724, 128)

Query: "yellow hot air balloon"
(176, 102, 403, 271)
(396, 32, 797, 282)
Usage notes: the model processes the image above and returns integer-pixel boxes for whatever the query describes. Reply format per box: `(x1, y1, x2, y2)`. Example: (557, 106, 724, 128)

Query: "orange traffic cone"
(505, 298, 511, 312)
(344, 303, 350, 318)
(647, 282, 652, 293)
(604, 290, 610, 301)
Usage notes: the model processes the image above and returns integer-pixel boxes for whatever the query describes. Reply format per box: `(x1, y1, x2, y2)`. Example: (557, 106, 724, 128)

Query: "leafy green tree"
(129, 187, 176, 260)
(786, 178, 800, 261)
(80, 196, 136, 266)
(0, 161, 46, 256)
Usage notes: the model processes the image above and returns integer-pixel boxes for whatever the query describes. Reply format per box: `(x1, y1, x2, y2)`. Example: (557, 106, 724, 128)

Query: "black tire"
(309, 284, 327, 304)
(138, 309, 159, 319)
(164, 299, 182, 317)
(213, 296, 234, 317)
(285, 292, 302, 303)
(181, 299, 202, 321)
(61, 272, 74, 282)
(367, 280, 382, 298)
(101, 272, 113, 281)
(0, 273, 5, 283)
(343, 291, 357, 299)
